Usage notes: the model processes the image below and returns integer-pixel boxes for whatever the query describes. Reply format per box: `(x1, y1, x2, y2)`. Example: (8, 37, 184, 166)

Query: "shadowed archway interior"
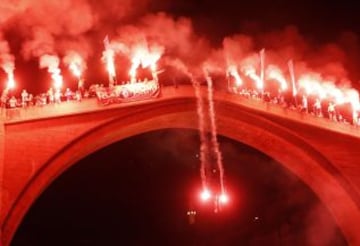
(11, 129, 346, 246)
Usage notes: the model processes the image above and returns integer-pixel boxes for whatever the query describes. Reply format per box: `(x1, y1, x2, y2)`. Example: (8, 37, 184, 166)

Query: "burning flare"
(242, 65, 263, 90)
(298, 73, 326, 99)
(129, 44, 163, 83)
(228, 65, 243, 86)
(0, 37, 16, 90)
(6, 70, 15, 90)
(63, 51, 86, 90)
(288, 60, 297, 96)
(63, 51, 86, 79)
(39, 54, 63, 89)
(266, 65, 288, 91)
(102, 36, 116, 86)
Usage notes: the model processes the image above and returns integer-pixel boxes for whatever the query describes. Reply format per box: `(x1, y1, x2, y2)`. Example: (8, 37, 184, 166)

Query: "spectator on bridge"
(27, 94, 34, 106)
(78, 78, 85, 95)
(301, 95, 308, 113)
(65, 88, 72, 102)
(353, 110, 359, 126)
(21, 89, 28, 107)
(9, 96, 17, 108)
(54, 89, 62, 104)
(1, 91, 8, 108)
(313, 98, 322, 117)
(328, 102, 336, 121)
(48, 88, 54, 104)
(75, 90, 82, 102)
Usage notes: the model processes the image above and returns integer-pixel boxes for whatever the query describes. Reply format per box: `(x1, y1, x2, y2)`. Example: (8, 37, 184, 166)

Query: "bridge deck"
(1, 85, 360, 139)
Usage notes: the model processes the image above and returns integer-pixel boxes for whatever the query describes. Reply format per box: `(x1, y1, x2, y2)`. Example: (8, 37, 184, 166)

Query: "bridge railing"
(0, 99, 101, 123)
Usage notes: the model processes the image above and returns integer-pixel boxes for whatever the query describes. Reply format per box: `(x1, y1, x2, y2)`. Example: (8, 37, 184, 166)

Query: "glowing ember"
(266, 65, 288, 91)
(200, 189, 212, 201)
(228, 65, 243, 86)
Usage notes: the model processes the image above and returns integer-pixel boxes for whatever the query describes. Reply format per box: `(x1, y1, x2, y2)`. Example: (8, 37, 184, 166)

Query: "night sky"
(4, 0, 359, 245)
(12, 130, 346, 245)
(152, 0, 360, 40)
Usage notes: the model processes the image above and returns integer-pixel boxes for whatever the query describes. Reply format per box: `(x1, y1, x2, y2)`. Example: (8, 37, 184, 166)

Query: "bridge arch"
(3, 98, 360, 245)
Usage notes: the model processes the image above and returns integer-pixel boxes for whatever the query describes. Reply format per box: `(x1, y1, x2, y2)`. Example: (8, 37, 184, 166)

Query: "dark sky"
(12, 129, 346, 245)
(151, 0, 360, 42)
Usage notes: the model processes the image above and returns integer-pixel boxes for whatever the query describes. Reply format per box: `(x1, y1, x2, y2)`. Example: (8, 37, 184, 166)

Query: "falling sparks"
(204, 68, 225, 194)
(192, 77, 209, 191)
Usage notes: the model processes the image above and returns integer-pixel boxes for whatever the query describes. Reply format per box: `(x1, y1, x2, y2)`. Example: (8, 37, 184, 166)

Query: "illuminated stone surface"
(1, 85, 360, 245)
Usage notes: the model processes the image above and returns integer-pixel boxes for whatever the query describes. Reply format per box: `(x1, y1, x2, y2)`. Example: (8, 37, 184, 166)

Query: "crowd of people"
(1, 78, 359, 128)
(228, 82, 359, 126)
(0, 84, 104, 109)
(0, 77, 161, 110)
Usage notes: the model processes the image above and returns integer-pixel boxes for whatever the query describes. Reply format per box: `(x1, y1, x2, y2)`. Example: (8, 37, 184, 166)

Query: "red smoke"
(0, 0, 358, 92)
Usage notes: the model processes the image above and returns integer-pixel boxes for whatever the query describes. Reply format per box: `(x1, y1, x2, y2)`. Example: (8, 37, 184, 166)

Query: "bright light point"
(187, 210, 197, 216)
(200, 189, 212, 201)
(219, 193, 229, 204)
(7, 79, 15, 90)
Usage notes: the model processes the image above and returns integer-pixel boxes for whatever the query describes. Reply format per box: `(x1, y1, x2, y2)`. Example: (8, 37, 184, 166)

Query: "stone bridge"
(1, 85, 360, 245)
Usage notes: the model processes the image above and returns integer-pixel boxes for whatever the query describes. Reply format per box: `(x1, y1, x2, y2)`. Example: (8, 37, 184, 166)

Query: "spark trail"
(167, 59, 208, 190)
(203, 68, 225, 194)
(191, 77, 209, 191)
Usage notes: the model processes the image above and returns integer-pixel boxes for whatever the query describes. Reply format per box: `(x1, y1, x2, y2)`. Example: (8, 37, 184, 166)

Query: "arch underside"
(3, 99, 360, 245)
